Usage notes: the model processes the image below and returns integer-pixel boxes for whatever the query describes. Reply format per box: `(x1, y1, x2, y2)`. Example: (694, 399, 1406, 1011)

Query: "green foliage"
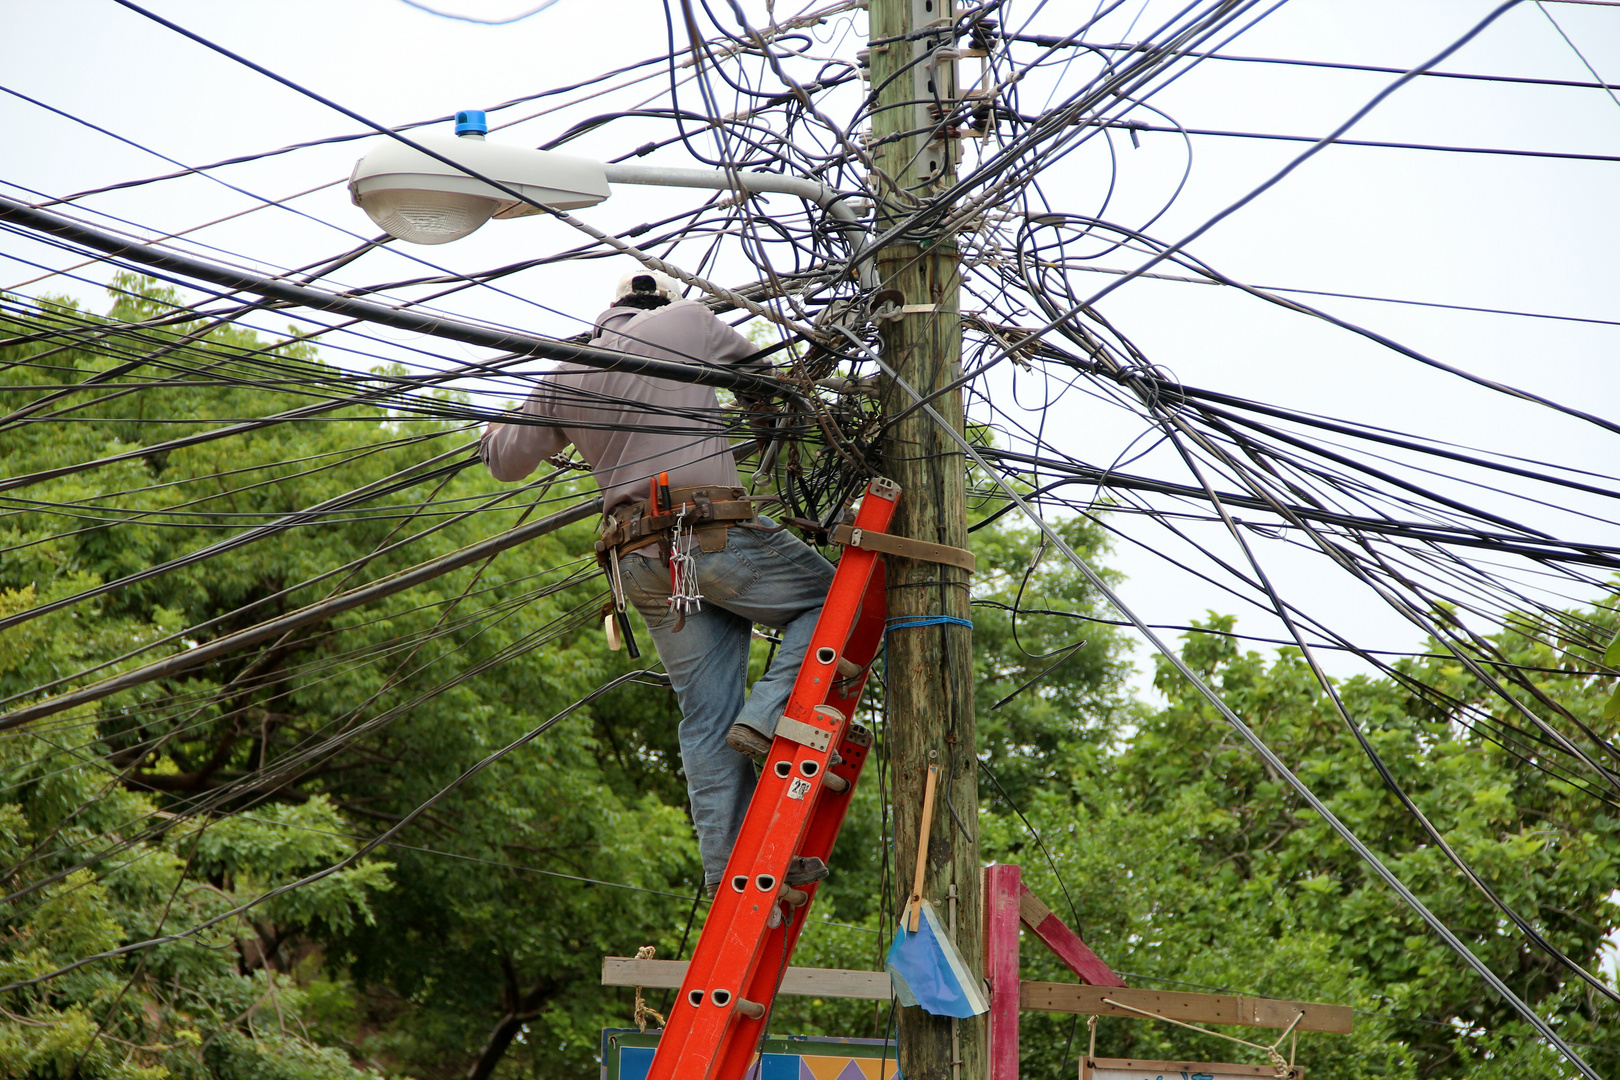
(0, 279, 699, 1077)
(988, 610, 1620, 1078)
(969, 510, 1134, 802)
(3, 279, 1616, 1079)
(0, 725, 385, 1080)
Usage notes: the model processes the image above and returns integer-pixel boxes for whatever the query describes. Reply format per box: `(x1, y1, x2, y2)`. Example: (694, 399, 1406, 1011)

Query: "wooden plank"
(1083, 1058, 1303, 1080)
(1016, 889, 1050, 926)
(1019, 982, 1353, 1035)
(603, 963, 1355, 1035)
(1247, 994, 1327, 1030)
(777, 966, 890, 1001)
(602, 957, 891, 1000)
(1017, 884, 1127, 987)
(603, 957, 687, 990)
(984, 865, 1022, 1080)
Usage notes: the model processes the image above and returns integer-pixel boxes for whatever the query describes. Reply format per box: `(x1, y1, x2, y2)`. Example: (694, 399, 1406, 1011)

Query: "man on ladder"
(480, 268, 833, 898)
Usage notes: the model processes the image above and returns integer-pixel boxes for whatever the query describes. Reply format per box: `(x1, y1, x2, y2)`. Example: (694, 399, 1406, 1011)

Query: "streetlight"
(349, 109, 869, 280)
(348, 110, 610, 244)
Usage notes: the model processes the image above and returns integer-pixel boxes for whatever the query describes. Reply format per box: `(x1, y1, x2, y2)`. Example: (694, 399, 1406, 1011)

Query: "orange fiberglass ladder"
(645, 476, 901, 1080)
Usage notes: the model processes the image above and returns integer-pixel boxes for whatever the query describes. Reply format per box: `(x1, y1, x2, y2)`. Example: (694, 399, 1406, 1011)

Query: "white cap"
(613, 268, 681, 304)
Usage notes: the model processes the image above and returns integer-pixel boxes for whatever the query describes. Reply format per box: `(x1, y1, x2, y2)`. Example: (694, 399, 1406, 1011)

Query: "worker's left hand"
(741, 397, 780, 447)
(477, 423, 498, 465)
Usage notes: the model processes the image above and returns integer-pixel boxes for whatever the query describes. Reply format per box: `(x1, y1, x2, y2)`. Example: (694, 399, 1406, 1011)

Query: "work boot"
(725, 723, 773, 761)
(785, 856, 829, 888)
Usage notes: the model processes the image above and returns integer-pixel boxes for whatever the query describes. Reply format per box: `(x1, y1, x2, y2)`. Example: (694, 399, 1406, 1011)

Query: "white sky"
(2, 0, 1618, 697)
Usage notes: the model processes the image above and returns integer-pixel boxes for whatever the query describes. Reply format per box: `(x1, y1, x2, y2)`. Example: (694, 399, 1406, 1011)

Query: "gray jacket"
(480, 300, 763, 513)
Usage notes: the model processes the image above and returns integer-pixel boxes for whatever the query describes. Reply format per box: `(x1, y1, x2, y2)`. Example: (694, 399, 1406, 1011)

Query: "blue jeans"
(619, 516, 836, 888)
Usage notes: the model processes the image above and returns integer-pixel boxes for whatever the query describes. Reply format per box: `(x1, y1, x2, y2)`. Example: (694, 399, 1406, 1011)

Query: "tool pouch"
(595, 486, 756, 563)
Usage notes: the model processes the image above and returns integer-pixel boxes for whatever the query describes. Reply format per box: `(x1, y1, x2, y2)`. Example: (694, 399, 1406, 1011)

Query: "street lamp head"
(348, 113, 611, 244)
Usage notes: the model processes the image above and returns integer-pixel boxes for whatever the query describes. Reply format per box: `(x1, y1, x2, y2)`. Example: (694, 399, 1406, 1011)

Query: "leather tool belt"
(595, 485, 758, 563)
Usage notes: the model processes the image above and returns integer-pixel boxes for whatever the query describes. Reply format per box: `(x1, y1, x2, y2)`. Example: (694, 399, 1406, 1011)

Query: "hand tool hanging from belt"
(595, 481, 761, 647)
(658, 474, 704, 625)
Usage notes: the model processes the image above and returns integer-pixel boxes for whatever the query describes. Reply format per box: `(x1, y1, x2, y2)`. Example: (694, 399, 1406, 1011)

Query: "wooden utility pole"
(867, 2, 982, 1078)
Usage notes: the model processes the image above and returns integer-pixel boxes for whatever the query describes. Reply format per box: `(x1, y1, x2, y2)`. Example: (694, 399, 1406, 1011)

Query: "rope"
(883, 616, 973, 636)
(631, 945, 666, 1032)
(1100, 997, 1303, 1079)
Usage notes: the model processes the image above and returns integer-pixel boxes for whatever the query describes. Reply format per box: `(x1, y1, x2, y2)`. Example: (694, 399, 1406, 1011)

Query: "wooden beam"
(603, 958, 890, 1001)
(1017, 885, 1127, 987)
(604, 959, 1354, 1037)
(1019, 982, 1353, 1034)
(1083, 1058, 1303, 1080)
(984, 865, 1022, 1080)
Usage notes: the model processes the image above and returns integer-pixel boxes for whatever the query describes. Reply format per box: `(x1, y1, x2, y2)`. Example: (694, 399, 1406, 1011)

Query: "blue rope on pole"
(883, 616, 972, 637)
(880, 619, 972, 668)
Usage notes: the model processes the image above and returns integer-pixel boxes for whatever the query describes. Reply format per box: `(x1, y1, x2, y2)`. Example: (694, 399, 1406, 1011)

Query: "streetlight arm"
(602, 164, 875, 287)
(603, 164, 852, 220)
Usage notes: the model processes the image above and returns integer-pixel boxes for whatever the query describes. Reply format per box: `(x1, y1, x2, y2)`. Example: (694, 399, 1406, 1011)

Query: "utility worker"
(480, 269, 835, 897)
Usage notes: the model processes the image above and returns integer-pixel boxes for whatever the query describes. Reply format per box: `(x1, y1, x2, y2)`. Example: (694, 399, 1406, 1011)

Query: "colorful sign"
(603, 1029, 900, 1080)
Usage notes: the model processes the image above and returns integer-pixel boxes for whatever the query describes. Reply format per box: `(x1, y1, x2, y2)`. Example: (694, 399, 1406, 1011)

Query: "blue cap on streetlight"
(348, 115, 611, 244)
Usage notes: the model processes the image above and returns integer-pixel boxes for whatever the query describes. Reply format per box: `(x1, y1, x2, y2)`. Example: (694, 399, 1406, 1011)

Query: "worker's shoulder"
(639, 298, 715, 325)
(613, 299, 729, 345)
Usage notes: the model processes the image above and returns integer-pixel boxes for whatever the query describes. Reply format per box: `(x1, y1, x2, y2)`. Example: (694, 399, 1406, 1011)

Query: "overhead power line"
(0, 493, 604, 730)
(1105, 118, 1620, 165)
(1008, 36, 1620, 93)
(4, 1, 1618, 1073)
(0, 195, 801, 404)
(869, 335, 1608, 1080)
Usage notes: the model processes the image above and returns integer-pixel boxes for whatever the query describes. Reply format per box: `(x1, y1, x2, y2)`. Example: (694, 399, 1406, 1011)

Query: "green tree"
(8, 278, 1612, 1080)
(0, 716, 389, 1080)
(986, 609, 1620, 1078)
(0, 279, 701, 1077)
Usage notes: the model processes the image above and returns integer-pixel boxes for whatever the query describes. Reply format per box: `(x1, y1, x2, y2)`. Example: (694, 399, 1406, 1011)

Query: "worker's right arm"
(479, 379, 571, 482)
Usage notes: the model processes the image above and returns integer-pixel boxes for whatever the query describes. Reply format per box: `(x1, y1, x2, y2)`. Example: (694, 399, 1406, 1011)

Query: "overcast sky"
(3, 0, 1618, 696)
